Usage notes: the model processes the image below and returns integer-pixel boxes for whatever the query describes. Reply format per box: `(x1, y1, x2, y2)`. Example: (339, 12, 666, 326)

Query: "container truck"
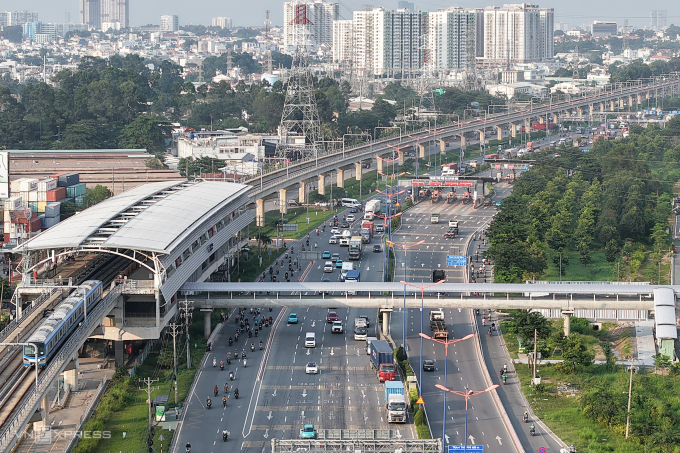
(341, 262, 354, 281)
(384, 381, 407, 423)
(361, 220, 374, 236)
(369, 340, 396, 382)
(364, 199, 381, 220)
(360, 228, 371, 243)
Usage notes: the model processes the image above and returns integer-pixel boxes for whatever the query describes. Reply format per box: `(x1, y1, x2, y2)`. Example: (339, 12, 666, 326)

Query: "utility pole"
(180, 299, 194, 369)
(625, 357, 635, 438)
(532, 328, 538, 380)
(140, 377, 159, 453)
(168, 323, 181, 405)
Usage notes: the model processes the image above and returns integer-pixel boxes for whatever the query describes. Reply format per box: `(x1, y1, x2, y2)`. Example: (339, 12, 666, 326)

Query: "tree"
(653, 353, 671, 381)
(84, 185, 112, 207)
(604, 239, 619, 262)
(560, 335, 594, 372)
(118, 116, 172, 159)
(504, 310, 551, 343)
(577, 240, 591, 266)
(619, 205, 646, 241)
(56, 120, 102, 149)
(525, 241, 548, 280)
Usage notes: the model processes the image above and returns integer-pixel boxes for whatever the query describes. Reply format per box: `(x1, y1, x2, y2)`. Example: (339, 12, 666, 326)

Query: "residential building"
(283, 0, 339, 52)
(79, 0, 101, 28)
(650, 10, 667, 30)
(160, 15, 179, 32)
(212, 17, 232, 29)
(426, 7, 480, 70)
(591, 21, 616, 38)
(0, 10, 39, 26)
(177, 130, 276, 161)
(100, 0, 128, 29)
(482, 3, 554, 64)
(332, 19, 352, 64)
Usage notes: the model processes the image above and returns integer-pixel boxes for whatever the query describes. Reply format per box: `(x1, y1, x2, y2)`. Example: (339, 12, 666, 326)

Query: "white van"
(305, 332, 316, 348)
(341, 198, 360, 208)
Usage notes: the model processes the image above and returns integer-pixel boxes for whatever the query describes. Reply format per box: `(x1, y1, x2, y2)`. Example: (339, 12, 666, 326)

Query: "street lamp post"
(401, 280, 446, 389)
(420, 333, 475, 451)
(435, 383, 499, 453)
(388, 239, 426, 361)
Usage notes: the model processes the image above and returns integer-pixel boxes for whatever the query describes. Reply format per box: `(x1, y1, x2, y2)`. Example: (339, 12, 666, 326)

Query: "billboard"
(0, 151, 7, 199)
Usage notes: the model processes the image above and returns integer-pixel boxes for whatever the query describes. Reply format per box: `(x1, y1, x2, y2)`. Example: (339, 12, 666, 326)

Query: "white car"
(306, 362, 319, 374)
(346, 214, 355, 222)
(331, 227, 340, 235)
(324, 261, 334, 273)
(328, 235, 338, 244)
(331, 321, 343, 333)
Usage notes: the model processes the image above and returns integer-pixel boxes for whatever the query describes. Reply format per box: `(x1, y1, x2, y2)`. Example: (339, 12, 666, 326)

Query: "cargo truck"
(340, 262, 354, 281)
(361, 220, 374, 236)
(430, 213, 440, 224)
(429, 309, 448, 338)
(448, 220, 458, 233)
(364, 199, 381, 220)
(348, 236, 363, 260)
(360, 228, 371, 243)
(384, 381, 407, 423)
(369, 340, 396, 382)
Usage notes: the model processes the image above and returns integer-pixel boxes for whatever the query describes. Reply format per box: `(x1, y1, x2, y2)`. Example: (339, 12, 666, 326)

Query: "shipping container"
(28, 202, 38, 213)
(62, 197, 75, 204)
(28, 216, 41, 232)
(66, 183, 86, 198)
(42, 215, 61, 229)
(47, 187, 66, 202)
(38, 214, 45, 229)
(74, 195, 85, 207)
(45, 202, 61, 218)
(28, 190, 39, 202)
(4, 196, 22, 211)
(57, 173, 79, 187)
(10, 178, 27, 194)
(37, 201, 47, 213)
(38, 191, 46, 202)
(38, 178, 57, 192)
(19, 178, 39, 193)
(3, 233, 8, 244)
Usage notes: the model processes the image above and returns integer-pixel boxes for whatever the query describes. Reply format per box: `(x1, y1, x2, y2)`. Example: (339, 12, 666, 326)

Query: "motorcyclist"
(492, 322, 496, 331)
(224, 383, 229, 393)
(530, 424, 535, 434)
(213, 357, 216, 367)
(222, 396, 227, 407)
(255, 329, 259, 336)
(234, 388, 239, 399)
(260, 341, 263, 350)
(523, 411, 528, 422)
(503, 364, 507, 373)
(229, 370, 234, 380)
(234, 348, 239, 358)
(214, 385, 218, 396)
(222, 429, 229, 441)
(488, 327, 492, 336)
(228, 337, 233, 346)
(502, 374, 507, 384)
(186, 442, 191, 453)
(242, 349, 246, 358)
(206, 397, 212, 408)
(220, 360, 224, 370)
(243, 358, 247, 367)
(251, 343, 255, 351)
(569, 445, 576, 453)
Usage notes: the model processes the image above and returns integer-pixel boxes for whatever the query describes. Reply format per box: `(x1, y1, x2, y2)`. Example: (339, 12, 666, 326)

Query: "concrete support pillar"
(438, 138, 446, 153)
(510, 123, 517, 138)
(538, 116, 545, 124)
(637, 94, 643, 104)
(398, 151, 405, 165)
(355, 162, 362, 181)
(278, 189, 287, 214)
(619, 98, 625, 109)
(337, 168, 345, 188)
(609, 100, 615, 111)
(495, 125, 502, 141)
(563, 311, 573, 336)
(577, 107, 583, 117)
(64, 367, 78, 394)
(377, 158, 384, 173)
(382, 311, 389, 337)
(318, 174, 326, 196)
(256, 198, 265, 227)
(203, 309, 213, 339)
(34, 394, 50, 431)
(590, 104, 596, 115)
(477, 130, 485, 144)
(418, 143, 426, 158)
(298, 181, 306, 204)
(114, 341, 124, 368)
(629, 95, 635, 107)
(459, 134, 466, 147)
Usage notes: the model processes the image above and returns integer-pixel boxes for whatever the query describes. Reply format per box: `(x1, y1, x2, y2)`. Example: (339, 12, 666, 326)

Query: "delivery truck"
(369, 340, 396, 382)
(364, 199, 381, 220)
(384, 381, 407, 423)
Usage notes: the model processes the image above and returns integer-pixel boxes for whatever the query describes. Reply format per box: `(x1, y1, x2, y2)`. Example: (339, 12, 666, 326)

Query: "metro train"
(23, 280, 103, 367)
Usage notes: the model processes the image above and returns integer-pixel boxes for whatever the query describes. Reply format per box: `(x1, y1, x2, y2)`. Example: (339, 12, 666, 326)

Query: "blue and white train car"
(23, 280, 103, 366)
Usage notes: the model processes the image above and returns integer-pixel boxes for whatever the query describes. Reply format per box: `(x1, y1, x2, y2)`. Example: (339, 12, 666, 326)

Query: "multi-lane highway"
(174, 201, 413, 453)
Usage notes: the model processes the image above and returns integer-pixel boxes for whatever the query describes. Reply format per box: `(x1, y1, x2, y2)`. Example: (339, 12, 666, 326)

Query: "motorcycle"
(186, 443, 191, 453)
(248, 330, 252, 338)
(234, 349, 239, 358)
(243, 358, 247, 367)
(206, 397, 212, 409)
(224, 383, 229, 393)
(259, 341, 263, 350)
(234, 389, 239, 399)
(242, 351, 247, 359)
(269, 307, 273, 312)
(530, 426, 535, 437)
(213, 357, 217, 367)
(214, 386, 218, 397)
(229, 371, 235, 381)
(220, 361, 224, 371)
(206, 342, 212, 352)
(523, 412, 528, 423)
(502, 374, 507, 385)
(222, 430, 229, 442)
(251, 343, 255, 352)
(222, 397, 227, 408)
(255, 329, 259, 336)
(488, 328, 492, 336)
(228, 338, 233, 346)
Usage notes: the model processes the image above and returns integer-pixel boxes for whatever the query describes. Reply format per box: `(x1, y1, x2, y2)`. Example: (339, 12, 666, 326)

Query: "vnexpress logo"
(34, 428, 53, 445)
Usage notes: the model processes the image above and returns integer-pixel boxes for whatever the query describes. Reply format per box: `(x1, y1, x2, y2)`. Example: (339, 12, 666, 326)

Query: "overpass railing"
(0, 287, 61, 345)
(0, 285, 123, 453)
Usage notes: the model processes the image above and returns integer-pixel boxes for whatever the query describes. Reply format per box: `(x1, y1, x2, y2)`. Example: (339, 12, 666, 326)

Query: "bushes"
(413, 399, 431, 439)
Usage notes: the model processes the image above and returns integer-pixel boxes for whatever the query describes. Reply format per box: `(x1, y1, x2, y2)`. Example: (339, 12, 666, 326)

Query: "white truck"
(384, 381, 407, 423)
(341, 262, 354, 281)
(339, 229, 352, 246)
(364, 199, 381, 220)
(349, 236, 363, 260)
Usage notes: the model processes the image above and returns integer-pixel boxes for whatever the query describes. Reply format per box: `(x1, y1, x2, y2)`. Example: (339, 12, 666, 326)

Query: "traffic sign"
(446, 255, 467, 266)
(416, 396, 424, 404)
(449, 446, 483, 452)
(538, 447, 546, 453)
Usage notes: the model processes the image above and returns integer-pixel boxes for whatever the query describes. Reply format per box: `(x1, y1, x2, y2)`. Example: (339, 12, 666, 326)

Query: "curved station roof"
(18, 180, 251, 254)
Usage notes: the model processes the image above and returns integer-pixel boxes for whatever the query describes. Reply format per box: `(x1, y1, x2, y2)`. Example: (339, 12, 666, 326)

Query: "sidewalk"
(14, 358, 113, 453)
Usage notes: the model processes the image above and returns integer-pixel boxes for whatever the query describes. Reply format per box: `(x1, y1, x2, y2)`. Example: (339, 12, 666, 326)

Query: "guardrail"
(0, 285, 123, 453)
(61, 377, 109, 453)
(0, 287, 61, 345)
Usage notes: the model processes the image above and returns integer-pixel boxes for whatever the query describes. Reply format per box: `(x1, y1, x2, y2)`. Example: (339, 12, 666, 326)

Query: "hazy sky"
(2, 0, 679, 30)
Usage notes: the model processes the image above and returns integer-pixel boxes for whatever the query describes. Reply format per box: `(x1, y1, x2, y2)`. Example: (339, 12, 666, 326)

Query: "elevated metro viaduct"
(14, 180, 255, 367)
(239, 77, 680, 223)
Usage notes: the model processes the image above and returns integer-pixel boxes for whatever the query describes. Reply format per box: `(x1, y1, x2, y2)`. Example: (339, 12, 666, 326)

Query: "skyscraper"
(283, 0, 339, 52)
(212, 17, 232, 29)
(79, 0, 101, 28)
(483, 3, 553, 65)
(426, 7, 481, 70)
(100, 0, 128, 29)
(160, 15, 179, 31)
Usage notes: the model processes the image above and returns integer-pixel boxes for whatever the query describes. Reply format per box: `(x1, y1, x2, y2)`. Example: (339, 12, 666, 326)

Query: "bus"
(341, 198, 361, 208)
(345, 270, 360, 295)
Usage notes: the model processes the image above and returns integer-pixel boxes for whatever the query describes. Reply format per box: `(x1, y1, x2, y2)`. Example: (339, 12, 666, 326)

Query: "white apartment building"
(483, 3, 553, 64)
(332, 19, 352, 64)
(426, 8, 482, 70)
(212, 17, 232, 29)
(100, 0, 128, 28)
(161, 15, 179, 31)
(283, 0, 339, 52)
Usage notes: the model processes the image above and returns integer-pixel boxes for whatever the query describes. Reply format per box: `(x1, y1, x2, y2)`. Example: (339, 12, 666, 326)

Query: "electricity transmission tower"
(622, 19, 630, 52)
(465, 12, 478, 90)
(418, 14, 436, 116)
(265, 10, 273, 75)
(276, 1, 323, 161)
(572, 44, 579, 79)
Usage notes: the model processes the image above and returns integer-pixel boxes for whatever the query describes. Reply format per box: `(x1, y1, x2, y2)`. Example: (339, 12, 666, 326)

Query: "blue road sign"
(449, 446, 483, 452)
(524, 165, 529, 170)
(446, 255, 467, 266)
